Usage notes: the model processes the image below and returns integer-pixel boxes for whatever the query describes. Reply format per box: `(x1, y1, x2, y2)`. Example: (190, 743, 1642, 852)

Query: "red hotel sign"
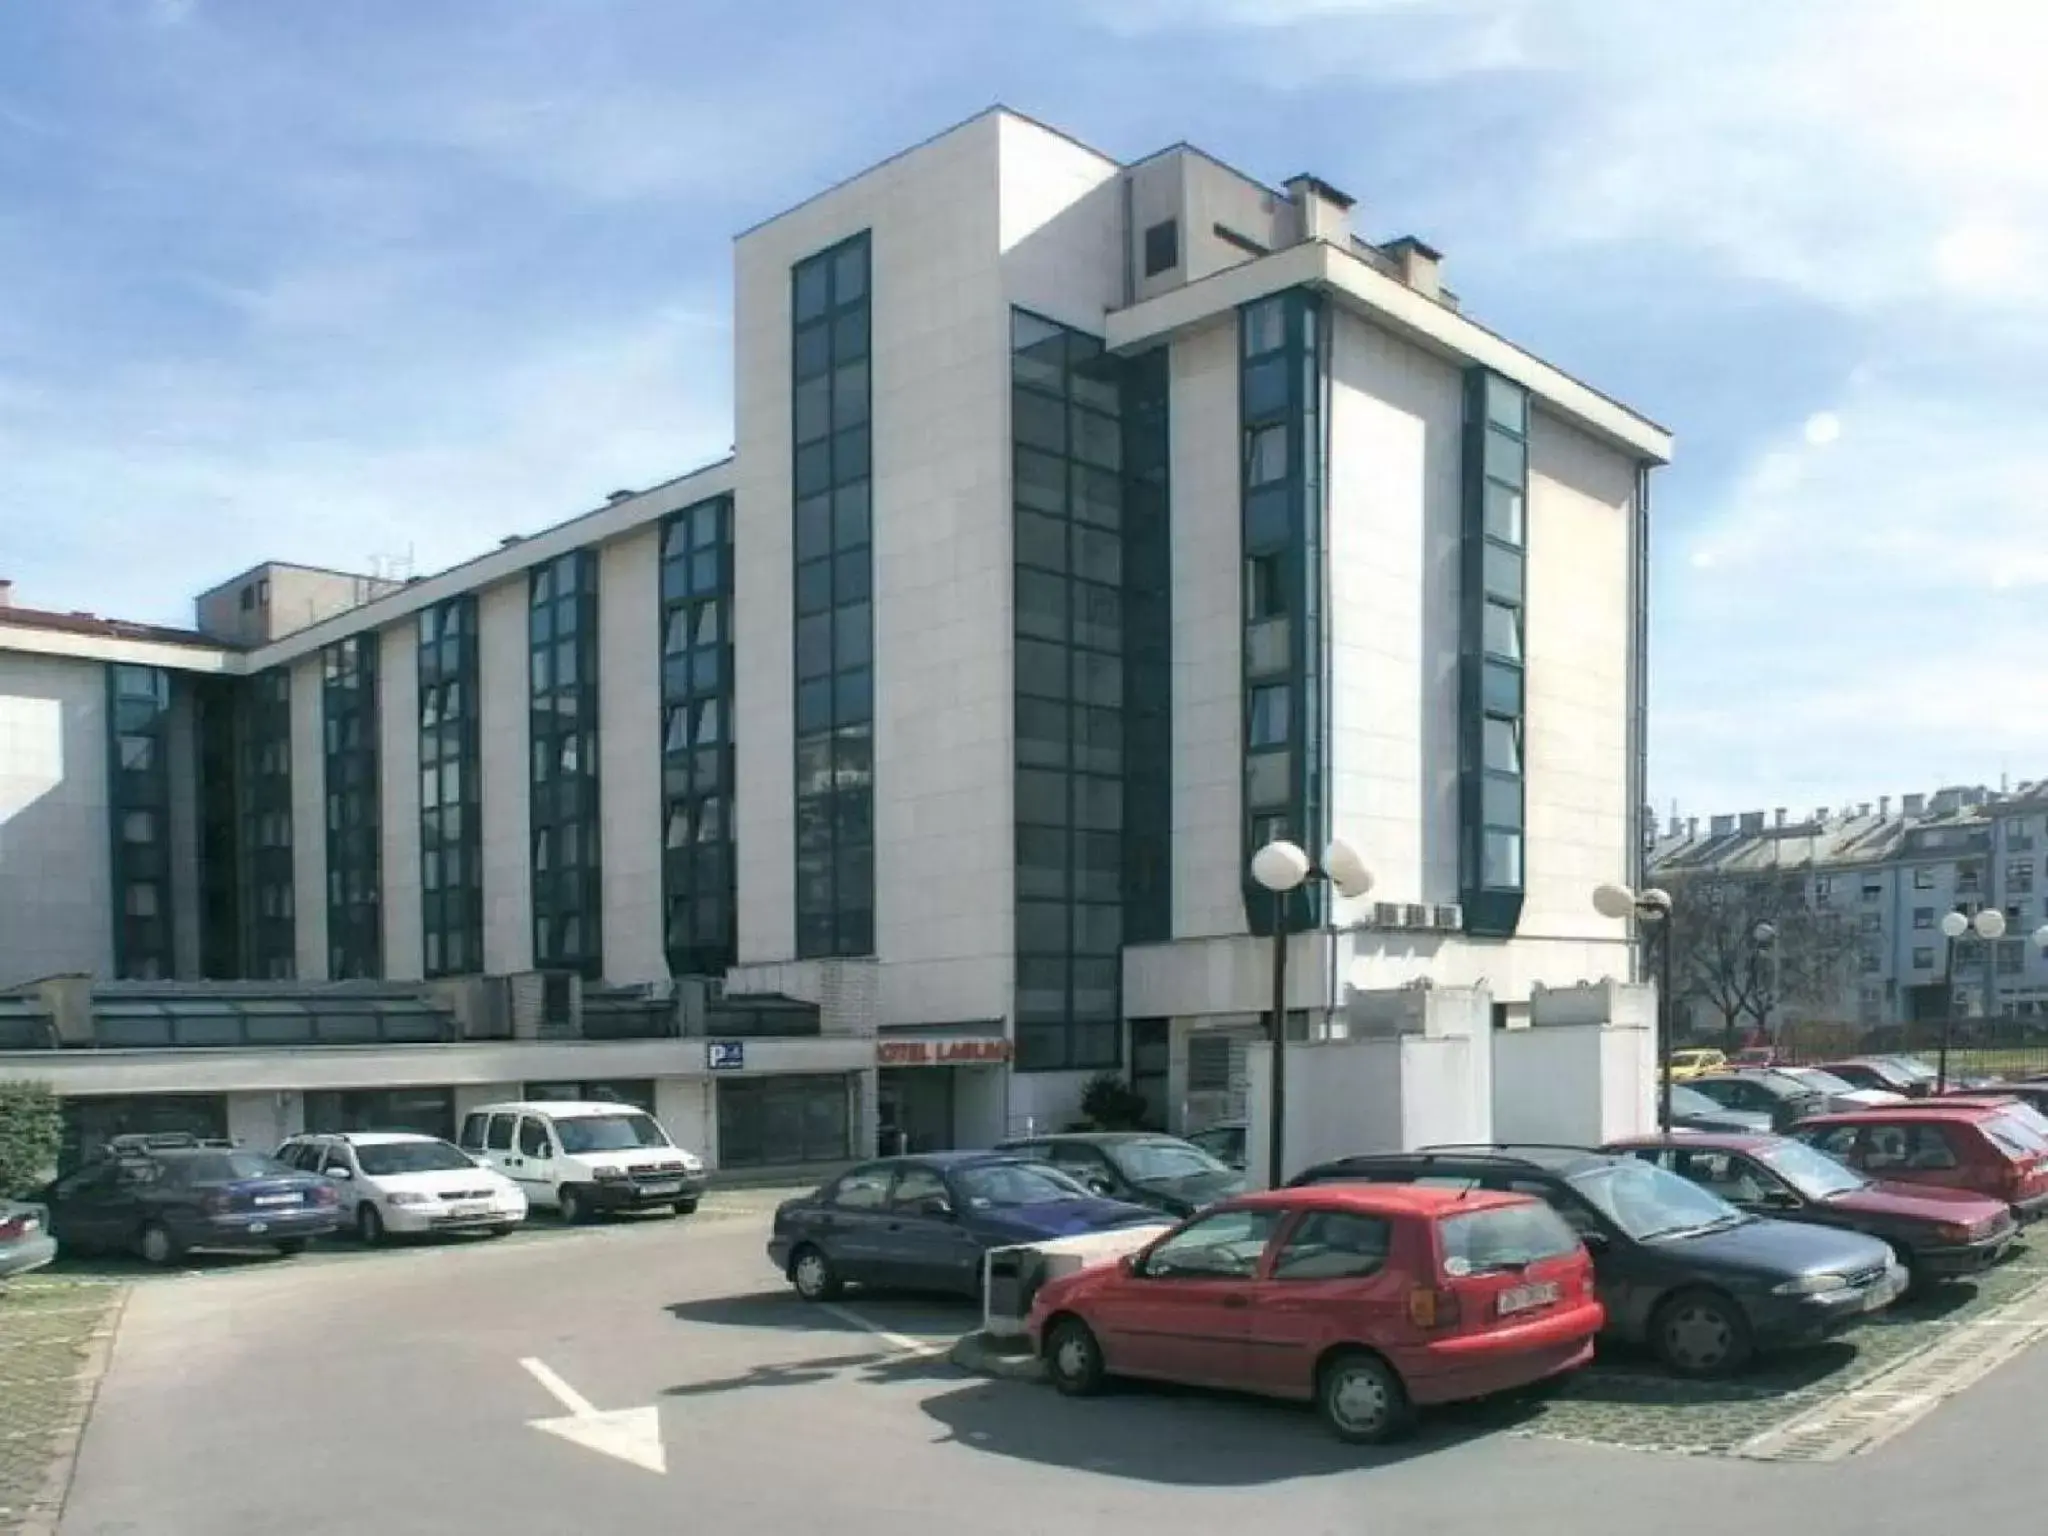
(877, 1038, 1012, 1067)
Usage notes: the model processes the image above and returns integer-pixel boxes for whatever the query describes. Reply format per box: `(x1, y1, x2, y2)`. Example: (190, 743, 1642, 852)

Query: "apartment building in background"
(0, 107, 1670, 1168)
(1649, 783, 2048, 1030)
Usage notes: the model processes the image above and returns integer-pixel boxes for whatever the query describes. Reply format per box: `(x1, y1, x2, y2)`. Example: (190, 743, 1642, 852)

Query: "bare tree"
(1659, 870, 1861, 1049)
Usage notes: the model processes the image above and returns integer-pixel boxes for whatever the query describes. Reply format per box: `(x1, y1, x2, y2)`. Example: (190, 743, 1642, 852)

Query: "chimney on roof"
(1774, 807, 1787, 828)
(1859, 803, 1871, 817)
(0, 578, 11, 608)
(1739, 810, 1765, 834)
(1686, 817, 1699, 839)
(1383, 235, 1442, 300)
(1903, 792, 1925, 816)
(1284, 174, 1354, 247)
(1711, 814, 1735, 837)
(1880, 795, 1891, 818)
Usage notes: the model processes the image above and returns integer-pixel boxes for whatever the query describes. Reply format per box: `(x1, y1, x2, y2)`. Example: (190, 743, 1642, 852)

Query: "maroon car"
(1604, 1131, 2016, 1286)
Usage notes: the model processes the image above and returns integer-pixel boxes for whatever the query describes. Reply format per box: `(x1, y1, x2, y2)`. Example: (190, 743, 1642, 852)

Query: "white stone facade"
(0, 107, 1667, 1147)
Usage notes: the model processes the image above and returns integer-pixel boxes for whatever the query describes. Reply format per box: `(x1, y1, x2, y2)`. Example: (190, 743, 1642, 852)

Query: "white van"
(457, 1101, 707, 1224)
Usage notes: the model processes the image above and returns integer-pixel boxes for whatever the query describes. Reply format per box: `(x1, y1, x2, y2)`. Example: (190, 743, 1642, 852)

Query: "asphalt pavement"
(50, 1209, 2048, 1536)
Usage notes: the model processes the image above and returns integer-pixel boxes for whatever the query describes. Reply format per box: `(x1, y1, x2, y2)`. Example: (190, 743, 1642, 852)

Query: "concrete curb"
(947, 1331, 1048, 1384)
(18, 1283, 130, 1536)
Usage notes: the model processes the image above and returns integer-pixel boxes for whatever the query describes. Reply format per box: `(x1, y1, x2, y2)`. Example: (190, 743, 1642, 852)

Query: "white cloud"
(1802, 412, 1842, 448)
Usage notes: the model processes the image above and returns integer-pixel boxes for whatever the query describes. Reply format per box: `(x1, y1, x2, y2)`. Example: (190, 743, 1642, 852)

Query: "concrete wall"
(1326, 309, 1464, 918)
(226, 1090, 293, 1153)
(379, 620, 424, 980)
(732, 107, 1019, 1034)
(0, 651, 113, 984)
(1245, 1030, 1491, 1185)
(597, 526, 665, 984)
(1521, 410, 1638, 944)
(654, 1077, 716, 1163)
(1167, 317, 1244, 941)
(478, 578, 533, 974)
(288, 654, 328, 979)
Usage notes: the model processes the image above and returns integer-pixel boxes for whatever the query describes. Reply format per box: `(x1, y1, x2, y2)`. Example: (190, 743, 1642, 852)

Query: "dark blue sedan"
(768, 1152, 1163, 1301)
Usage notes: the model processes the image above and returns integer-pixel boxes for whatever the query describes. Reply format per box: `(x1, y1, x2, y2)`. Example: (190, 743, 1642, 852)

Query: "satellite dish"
(1322, 836, 1374, 900)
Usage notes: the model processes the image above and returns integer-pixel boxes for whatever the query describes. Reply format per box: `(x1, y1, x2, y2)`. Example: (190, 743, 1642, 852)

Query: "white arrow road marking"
(519, 1357, 667, 1475)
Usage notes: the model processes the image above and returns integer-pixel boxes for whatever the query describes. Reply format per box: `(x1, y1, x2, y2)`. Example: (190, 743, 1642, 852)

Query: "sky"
(1, 0, 2043, 818)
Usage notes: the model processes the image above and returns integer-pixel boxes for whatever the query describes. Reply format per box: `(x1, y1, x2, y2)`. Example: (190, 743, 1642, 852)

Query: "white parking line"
(818, 1302, 949, 1358)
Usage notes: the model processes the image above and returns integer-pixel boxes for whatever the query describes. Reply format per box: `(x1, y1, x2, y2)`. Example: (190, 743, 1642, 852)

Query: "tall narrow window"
(1461, 369, 1529, 936)
(240, 666, 296, 979)
(1238, 289, 1326, 936)
(1011, 309, 1149, 1073)
(792, 232, 874, 958)
(107, 664, 174, 979)
(322, 635, 382, 978)
(194, 675, 241, 978)
(661, 494, 736, 977)
(531, 550, 602, 977)
(1122, 345, 1173, 946)
(419, 595, 481, 977)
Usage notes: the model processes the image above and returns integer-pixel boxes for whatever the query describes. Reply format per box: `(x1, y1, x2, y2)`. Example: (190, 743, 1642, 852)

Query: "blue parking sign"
(707, 1041, 745, 1071)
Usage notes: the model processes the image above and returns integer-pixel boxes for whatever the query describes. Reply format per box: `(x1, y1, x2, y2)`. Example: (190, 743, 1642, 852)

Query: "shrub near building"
(0, 1081, 61, 1198)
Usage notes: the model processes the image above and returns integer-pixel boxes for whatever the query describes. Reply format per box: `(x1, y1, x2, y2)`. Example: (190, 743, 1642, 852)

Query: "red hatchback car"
(1026, 1184, 1604, 1443)
(1793, 1102, 2048, 1223)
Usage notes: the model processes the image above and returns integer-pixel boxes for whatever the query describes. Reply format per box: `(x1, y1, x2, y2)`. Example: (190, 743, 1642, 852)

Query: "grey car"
(0, 1199, 57, 1282)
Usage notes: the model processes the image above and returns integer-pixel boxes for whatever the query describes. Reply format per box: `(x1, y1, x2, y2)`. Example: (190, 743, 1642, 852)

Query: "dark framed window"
(1238, 289, 1326, 938)
(1460, 369, 1529, 936)
(240, 666, 295, 979)
(531, 550, 603, 977)
(1142, 218, 1179, 277)
(322, 635, 381, 978)
(194, 676, 241, 979)
(716, 1074, 853, 1168)
(419, 595, 481, 977)
(107, 665, 174, 979)
(1011, 309, 1158, 1074)
(661, 494, 736, 978)
(792, 232, 875, 958)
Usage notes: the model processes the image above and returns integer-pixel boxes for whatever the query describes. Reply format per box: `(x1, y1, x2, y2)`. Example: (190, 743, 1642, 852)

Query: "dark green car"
(993, 1132, 1245, 1217)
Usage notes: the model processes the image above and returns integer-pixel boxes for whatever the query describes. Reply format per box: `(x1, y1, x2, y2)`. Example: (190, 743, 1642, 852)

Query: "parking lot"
(6, 1193, 2048, 1535)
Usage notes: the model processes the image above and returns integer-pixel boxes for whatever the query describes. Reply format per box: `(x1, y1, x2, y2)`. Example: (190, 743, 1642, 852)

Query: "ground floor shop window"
(716, 1074, 851, 1167)
(303, 1087, 455, 1141)
(60, 1094, 228, 1170)
(523, 1079, 656, 1115)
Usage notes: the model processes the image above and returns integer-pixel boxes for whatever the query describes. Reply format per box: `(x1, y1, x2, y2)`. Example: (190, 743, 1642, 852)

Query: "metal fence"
(1772, 1018, 2048, 1082)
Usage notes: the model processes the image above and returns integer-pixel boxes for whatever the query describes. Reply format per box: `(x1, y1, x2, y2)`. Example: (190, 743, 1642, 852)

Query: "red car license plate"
(1497, 1282, 1560, 1317)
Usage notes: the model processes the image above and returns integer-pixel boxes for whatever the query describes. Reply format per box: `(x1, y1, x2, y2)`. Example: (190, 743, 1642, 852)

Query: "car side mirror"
(918, 1196, 954, 1220)
(1578, 1230, 1609, 1251)
(1121, 1253, 1144, 1277)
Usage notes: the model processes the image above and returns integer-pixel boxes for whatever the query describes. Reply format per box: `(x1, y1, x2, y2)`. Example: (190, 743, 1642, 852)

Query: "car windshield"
(954, 1161, 1092, 1208)
(1980, 1110, 2048, 1155)
(1987, 1102, 2048, 1141)
(1568, 1160, 1744, 1241)
(355, 1141, 477, 1177)
(1785, 1067, 1859, 1095)
(1754, 1139, 1867, 1199)
(1669, 1085, 1724, 1116)
(1884, 1057, 1937, 1081)
(1438, 1203, 1580, 1275)
(1108, 1140, 1230, 1184)
(555, 1113, 670, 1154)
(178, 1152, 293, 1183)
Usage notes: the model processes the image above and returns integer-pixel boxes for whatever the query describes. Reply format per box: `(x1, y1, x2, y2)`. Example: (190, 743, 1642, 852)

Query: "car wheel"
(1043, 1316, 1106, 1397)
(1652, 1289, 1753, 1377)
(137, 1222, 180, 1268)
(789, 1244, 842, 1302)
(487, 1225, 516, 1239)
(356, 1204, 386, 1246)
(274, 1239, 309, 1257)
(673, 1199, 699, 1216)
(1316, 1349, 1413, 1444)
(559, 1187, 589, 1226)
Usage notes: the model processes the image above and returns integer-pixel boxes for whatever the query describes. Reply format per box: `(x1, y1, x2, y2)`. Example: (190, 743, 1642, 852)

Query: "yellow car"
(1666, 1048, 1729, 1081)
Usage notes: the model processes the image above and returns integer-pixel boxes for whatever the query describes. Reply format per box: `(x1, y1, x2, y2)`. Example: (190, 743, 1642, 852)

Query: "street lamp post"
(1938, 907, 2007, 1093)
(1594, 882, 1676, 1131)
(1751, 920, 1779, 1047)
(1249, 836, 1375, 1189)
